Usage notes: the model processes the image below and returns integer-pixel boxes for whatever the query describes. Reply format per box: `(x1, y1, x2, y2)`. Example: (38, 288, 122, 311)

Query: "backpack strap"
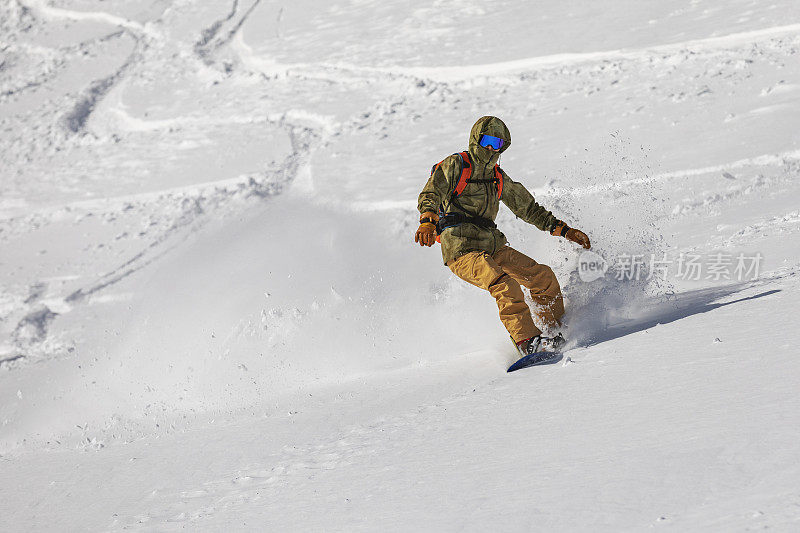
(494, 166, 503, 199)
(452, 151, 472, 196)
(430, 152, 468, 178)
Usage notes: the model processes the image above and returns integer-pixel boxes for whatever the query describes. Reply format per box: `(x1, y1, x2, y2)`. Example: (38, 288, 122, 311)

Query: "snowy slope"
(2, 0, 800, 530)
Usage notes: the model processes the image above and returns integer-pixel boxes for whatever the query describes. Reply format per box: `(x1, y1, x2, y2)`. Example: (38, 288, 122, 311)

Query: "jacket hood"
(468, 116, 511, 166)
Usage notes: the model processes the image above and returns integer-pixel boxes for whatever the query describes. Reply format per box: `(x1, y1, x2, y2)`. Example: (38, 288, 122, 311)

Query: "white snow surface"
(2, 0, 800, 530)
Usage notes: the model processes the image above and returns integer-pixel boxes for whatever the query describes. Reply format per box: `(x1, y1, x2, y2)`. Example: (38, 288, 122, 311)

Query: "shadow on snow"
(580, 284, 781, 348)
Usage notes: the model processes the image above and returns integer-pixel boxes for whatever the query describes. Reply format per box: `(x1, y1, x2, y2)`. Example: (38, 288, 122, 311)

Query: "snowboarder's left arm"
(499, 170, 560, 231)
(500, 170, 591, 249)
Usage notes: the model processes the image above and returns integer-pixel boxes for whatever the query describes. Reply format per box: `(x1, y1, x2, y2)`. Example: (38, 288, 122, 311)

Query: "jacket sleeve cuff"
(550, 221, 570, 237)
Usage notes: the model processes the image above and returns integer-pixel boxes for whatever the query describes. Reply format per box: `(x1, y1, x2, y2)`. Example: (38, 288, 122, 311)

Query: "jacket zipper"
(480, 160, 490, 218)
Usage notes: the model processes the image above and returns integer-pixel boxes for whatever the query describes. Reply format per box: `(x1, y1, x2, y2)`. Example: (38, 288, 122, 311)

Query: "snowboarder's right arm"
(415, 157, 458, 247)
(417, 157, 458, 215)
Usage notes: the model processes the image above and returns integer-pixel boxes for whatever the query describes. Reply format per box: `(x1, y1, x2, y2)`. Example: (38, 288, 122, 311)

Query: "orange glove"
(415, 211, 439, 247)
(551, 223, 591, 249)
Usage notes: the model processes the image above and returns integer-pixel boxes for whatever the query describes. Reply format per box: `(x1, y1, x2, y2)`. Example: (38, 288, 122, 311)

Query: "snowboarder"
(415, 116, 591, 358)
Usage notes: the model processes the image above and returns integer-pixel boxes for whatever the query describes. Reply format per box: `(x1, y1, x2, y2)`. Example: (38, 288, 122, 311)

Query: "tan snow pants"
(448, 246, 565, 343)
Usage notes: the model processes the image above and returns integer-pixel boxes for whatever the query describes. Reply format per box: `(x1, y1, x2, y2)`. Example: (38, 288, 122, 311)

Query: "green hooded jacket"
(418, 116, 560, 265)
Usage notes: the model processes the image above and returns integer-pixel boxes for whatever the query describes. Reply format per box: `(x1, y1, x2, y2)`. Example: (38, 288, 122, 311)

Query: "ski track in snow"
(727, 210, 800, 241)
(232, 21, 800, 83)
(18, 0, 160, 133)
(0, 0, 339, 365)
(557, 149, 800, 197)
(22, 0, 155, 35)
(398, 22, 800, 82)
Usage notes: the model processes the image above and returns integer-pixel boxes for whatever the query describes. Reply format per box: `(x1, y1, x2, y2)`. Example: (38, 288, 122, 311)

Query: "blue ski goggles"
(478, 134, 505, 150)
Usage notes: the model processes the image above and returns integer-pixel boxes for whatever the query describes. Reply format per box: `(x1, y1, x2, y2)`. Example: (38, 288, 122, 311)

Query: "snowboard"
(507, 350, 563, 372)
